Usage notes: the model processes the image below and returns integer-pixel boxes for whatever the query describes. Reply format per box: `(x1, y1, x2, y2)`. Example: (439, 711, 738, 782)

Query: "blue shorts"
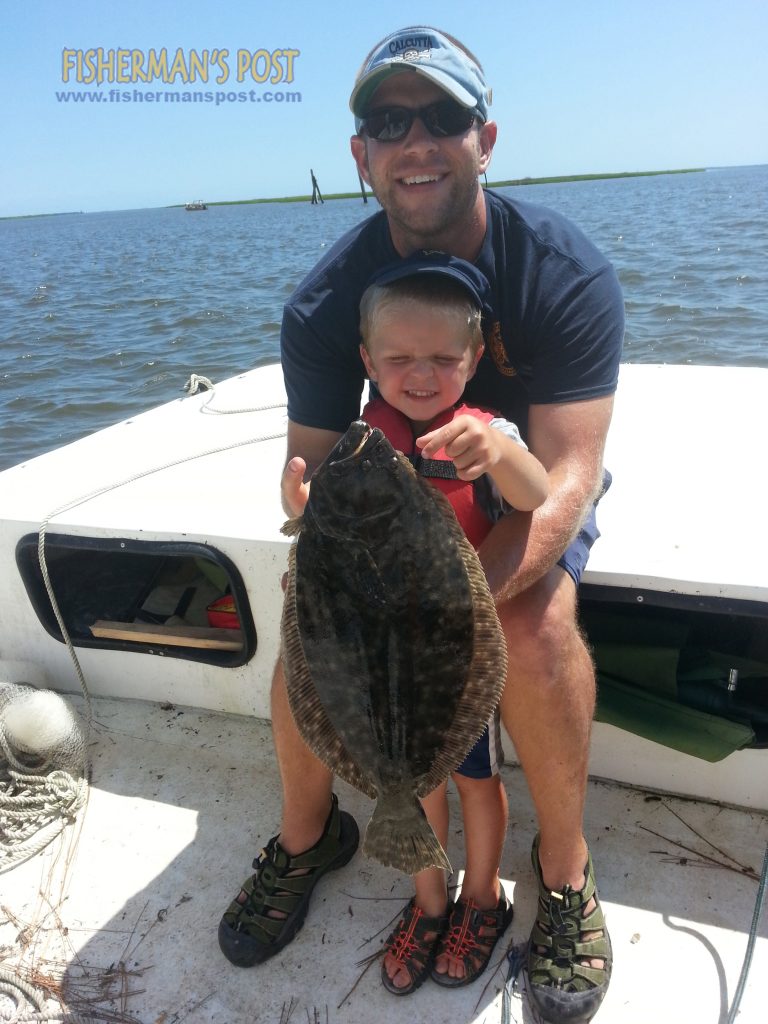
(455, 714, 504, 779)
(557, 469, 611, 587)
(454, 473, 610, 779)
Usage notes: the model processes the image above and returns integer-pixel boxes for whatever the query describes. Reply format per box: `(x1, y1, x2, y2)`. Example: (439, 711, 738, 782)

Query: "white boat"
(1, 361, 766, 1023)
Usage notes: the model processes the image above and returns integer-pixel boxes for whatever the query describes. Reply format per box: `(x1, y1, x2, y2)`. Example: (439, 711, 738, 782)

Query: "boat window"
(16, 534, 255, 667)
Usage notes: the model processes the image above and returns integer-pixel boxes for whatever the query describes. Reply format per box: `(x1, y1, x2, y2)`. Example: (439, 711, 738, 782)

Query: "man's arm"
(281, 420, 344, 517)
(478, 394, 614, 602)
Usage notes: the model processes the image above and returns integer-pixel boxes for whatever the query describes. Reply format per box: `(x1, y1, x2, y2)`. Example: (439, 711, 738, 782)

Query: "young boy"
(357, 252, 549, 995)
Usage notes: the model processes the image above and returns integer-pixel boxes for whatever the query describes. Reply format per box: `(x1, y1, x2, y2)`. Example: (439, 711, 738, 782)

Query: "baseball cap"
(366, 251, 492, 316)
(350, 26, 491, 126)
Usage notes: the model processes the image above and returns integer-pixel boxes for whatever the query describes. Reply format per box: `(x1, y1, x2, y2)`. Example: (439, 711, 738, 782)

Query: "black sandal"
(218, 794, 359, 966)
(431, 885, 513, 987)
(380, 898, 450, 996)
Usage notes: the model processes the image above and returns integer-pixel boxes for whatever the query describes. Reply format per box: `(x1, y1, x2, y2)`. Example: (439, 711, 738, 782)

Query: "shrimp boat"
(1, 361, 766, 1024)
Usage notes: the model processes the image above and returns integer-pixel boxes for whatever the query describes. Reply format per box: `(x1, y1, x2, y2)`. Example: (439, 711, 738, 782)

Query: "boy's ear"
(359, 343, 377, 380)
(467, 343, 485, 380)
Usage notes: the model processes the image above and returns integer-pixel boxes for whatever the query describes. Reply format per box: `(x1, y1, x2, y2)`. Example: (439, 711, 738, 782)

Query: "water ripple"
(1, 165, 766, 469)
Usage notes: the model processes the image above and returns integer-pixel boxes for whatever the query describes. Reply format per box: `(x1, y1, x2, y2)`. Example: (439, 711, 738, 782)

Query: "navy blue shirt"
(281, 189, 624, 442)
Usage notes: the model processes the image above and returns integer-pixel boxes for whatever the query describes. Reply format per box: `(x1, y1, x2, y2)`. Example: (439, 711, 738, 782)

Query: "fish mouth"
(327, 420, 382, 466)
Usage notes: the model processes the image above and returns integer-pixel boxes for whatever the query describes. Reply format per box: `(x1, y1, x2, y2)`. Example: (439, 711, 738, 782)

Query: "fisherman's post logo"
(56, 46, 302, 106)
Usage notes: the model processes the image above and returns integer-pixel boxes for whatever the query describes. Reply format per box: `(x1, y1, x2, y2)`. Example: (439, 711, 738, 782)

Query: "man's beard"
(367, 160, 482, 251)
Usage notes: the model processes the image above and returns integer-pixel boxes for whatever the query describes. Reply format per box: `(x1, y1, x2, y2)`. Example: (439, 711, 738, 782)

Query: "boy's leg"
(432, 772, 509, 982)
(382, 783, 450, 992)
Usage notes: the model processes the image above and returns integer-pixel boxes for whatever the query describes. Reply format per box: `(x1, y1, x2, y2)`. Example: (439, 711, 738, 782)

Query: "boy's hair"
(360, 274, 484, 355)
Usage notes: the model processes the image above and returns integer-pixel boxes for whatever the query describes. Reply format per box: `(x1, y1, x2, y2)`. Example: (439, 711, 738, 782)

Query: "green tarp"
(584, 606, 764, 762)
(595, 675, 755, 762)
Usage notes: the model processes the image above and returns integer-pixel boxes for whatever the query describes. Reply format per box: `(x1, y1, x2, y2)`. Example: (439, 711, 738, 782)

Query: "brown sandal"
(431, 885, 513, 987)
(380, 898, 450, 996)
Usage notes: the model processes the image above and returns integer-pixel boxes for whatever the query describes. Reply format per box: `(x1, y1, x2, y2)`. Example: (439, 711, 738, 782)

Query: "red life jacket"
(361, 398, 496, 549)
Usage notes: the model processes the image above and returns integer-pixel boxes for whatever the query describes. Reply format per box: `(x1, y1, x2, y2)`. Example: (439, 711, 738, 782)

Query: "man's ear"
(476, 121, 497, 175)
(350, 135, 371, 185)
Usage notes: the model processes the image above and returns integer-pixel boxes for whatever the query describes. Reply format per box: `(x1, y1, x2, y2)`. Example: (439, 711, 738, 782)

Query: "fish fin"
(280, 515, 304, 537)
(362, 789, 451, 875)
(281, 546, 377, 799)
(415, 478, 509, 796)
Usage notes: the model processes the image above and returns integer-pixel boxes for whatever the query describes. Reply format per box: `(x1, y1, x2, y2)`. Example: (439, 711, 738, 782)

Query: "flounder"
(280, 420, 507, 874)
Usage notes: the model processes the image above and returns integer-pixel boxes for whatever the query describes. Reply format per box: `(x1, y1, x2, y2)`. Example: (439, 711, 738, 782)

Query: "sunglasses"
(359, 100, 479, 143)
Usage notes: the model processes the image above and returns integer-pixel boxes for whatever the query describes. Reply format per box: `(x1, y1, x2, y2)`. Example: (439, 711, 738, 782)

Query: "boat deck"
(3, 694, 767, 1024)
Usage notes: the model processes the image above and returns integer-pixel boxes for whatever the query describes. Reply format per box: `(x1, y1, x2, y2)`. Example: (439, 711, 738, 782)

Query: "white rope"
(183, 372, 288, 416)
(0, 965, 88, 1022)
(0, 768, 87, 871)
(0, 966, 46, 1021)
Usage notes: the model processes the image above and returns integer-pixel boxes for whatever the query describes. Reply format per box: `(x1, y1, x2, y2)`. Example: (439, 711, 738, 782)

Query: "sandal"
(527, 833, 612, 1023)
(380, 898, 450, 996)
(218, 793, 359, 966)
(430, 885, 513, 987)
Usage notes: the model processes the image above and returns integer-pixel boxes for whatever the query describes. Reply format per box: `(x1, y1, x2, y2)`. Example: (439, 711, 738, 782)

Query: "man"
(219, 26, 623, 1024)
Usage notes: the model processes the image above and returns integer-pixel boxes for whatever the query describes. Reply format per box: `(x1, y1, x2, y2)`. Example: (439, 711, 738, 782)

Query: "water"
(1, 164, 766, 471)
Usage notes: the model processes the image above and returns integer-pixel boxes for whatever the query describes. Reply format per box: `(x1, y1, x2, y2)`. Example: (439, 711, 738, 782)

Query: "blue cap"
(350, 26, 491, 126)
(366, 251, 492, 317)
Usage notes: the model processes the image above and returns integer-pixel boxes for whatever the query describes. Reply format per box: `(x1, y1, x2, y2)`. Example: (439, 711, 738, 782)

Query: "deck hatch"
(16, 534, 256, 667)
(579, 587, 768, 757)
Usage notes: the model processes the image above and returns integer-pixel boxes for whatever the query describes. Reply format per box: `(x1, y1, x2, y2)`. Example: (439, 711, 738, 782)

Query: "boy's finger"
(416, 423, 460, 457)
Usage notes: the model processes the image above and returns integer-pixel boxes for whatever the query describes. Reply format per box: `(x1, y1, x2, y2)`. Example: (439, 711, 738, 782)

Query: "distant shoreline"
(2, 168, 707, 220)
(175, 167, 707, 208)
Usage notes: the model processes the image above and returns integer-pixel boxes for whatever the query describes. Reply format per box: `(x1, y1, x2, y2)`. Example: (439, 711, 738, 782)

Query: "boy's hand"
(416, 415, 497, 481)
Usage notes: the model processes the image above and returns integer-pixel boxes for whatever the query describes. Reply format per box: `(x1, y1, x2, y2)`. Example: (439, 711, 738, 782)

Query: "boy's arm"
(481, 425, 550, 511)
(416, 415, 549, 512)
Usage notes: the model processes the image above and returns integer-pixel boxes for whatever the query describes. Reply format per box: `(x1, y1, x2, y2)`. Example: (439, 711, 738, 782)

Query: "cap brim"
(367, 255, 490, 312)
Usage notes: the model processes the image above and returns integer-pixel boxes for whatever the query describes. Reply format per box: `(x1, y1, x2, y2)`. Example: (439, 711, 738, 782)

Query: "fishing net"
(0, 682, 89, 874)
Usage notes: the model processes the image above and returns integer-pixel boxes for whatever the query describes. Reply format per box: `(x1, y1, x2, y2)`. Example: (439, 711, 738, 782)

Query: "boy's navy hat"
(350, 26, 491, 126)
(367, 251, 492, 317)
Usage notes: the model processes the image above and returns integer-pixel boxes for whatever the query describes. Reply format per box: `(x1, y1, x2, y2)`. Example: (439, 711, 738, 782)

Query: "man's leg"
(271, 658, 334, 853)
(498, 565, 611, 1021)
(497, 566, 593, 889)
(218, 659, 359, 966)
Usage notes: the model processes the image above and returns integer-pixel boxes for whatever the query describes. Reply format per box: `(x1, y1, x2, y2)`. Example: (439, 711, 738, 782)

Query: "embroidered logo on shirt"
(487, 321, 517, 377)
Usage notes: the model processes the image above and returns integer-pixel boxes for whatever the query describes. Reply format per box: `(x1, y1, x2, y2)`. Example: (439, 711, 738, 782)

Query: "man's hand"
(282, 423, 345, 518)
(281, 456, 310, 517)
(416, 415, 496, 481)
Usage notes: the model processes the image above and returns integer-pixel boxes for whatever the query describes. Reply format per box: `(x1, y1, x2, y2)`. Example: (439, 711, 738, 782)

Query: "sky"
(3, 0, 767, 217)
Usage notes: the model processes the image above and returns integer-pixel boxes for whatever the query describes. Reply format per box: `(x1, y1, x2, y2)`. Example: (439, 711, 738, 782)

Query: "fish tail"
(363, 794, 451, 875)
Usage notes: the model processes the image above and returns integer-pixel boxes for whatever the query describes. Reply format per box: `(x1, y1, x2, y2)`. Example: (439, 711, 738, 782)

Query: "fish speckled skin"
(281, 420, 507, 874)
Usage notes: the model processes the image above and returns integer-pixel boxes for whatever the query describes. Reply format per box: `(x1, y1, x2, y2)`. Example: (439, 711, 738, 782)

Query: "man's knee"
(497, 566, 582, 664)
